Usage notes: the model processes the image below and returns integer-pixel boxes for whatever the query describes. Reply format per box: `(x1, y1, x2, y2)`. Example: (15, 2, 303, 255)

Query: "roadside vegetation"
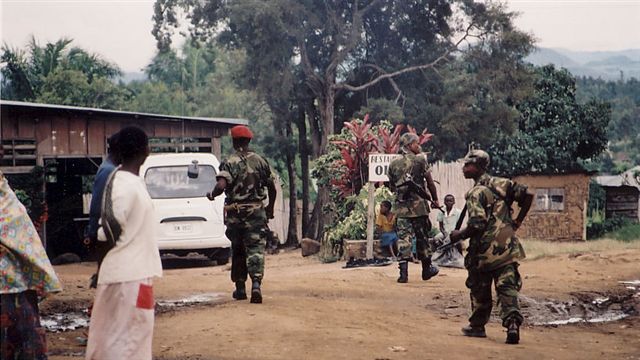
(523, 235, 640, 261)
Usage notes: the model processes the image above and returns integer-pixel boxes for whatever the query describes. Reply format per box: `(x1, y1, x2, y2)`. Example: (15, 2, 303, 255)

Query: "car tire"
(208, 248, 230, 265)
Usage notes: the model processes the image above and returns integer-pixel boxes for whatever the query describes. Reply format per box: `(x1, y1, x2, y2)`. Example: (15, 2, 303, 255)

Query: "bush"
(319, 186, 395, 262)
(587, 215, 631, 240)
(606, 223, 640, 242)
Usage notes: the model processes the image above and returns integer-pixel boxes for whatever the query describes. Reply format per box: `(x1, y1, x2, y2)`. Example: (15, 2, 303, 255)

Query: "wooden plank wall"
(1, 107, 234, 161)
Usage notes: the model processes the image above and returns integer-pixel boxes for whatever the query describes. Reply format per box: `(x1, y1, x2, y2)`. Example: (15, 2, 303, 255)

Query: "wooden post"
(366, 181, 375, 259)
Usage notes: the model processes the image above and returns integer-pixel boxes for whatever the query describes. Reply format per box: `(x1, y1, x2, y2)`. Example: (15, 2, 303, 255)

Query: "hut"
(1, 100, 247, 255)
(513, 172, 592, 241)
(594, 166, 640, 222)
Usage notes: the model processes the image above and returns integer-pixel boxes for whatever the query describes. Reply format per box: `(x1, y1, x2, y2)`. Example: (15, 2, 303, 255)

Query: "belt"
(224, 202, 264, 212)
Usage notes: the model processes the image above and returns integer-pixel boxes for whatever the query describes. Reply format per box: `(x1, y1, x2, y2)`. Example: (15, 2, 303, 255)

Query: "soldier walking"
(388, 133, 441, 283)
(207, 125, 276, 304)
(449, 149, 533, 344)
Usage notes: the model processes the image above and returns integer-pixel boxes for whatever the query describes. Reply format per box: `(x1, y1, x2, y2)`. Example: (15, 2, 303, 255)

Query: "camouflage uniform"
(388, 152, 433, 261)
(217, 150, 274, 283)
(464, 173, 528, 327)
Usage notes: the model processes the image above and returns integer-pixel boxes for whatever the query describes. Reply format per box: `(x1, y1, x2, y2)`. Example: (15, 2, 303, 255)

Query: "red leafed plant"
(329, 115, 433, 197)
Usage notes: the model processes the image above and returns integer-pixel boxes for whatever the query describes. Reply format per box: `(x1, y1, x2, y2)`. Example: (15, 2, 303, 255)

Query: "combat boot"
(461, 325, 487, 338)
(397, 261, 408, 283)
(505, 318, 520, 344)
(421, 258, 439, 281)
(250, 279, 262, 304)
(232, 281, 247, 300)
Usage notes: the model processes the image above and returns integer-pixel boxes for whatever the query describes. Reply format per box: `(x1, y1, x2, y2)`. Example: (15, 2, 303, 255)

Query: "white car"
(140, 153, 230, 264)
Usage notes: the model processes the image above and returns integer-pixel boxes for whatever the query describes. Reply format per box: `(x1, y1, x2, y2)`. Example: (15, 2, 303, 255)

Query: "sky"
(1, 0, 639, 72)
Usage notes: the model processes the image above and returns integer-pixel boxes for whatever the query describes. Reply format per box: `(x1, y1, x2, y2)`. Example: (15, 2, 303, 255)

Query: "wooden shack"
(513, 172, 592, 241)
(1, 100, 247, 256)
(595, 166, 640, 222)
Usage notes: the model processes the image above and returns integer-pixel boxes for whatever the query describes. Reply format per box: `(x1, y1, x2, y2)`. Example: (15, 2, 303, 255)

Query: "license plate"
(172, 224, 193, 233)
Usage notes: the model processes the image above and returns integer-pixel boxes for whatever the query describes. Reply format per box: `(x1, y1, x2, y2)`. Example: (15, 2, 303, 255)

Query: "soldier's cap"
(463, 149, 490, 169)
(230, 125, 253, 139)
(399, 133, 420, 147)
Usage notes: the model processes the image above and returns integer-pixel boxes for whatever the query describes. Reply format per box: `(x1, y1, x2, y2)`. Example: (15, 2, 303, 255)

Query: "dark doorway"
(44, 157, 102, 259)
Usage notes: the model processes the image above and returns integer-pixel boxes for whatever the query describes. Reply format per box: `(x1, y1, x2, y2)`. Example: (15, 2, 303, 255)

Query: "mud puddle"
(523, 280, 639, 326)
(41, 292, 226, 332)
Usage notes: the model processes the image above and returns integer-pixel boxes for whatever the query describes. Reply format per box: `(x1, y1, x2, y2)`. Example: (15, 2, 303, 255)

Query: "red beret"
(230, 125, 253, 139)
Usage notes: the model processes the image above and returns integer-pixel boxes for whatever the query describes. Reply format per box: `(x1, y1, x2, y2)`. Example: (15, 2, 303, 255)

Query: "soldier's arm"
(208, 161, 232, 201)
(207, 178, 227, 201)
(425, 171, 440, 208)
(513, 185, 534, 230)
(450, 191, 486, 241)
(264, 162, 277, 219)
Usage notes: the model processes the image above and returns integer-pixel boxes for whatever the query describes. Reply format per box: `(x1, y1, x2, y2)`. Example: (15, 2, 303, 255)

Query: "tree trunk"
(284, 116, 298, 246)
(296, 107, 310, 235)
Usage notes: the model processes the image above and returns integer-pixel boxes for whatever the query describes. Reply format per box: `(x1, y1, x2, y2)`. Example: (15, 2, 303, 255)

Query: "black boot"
(250, 279, 262, 304)
(232, 281, 247, 300)
(505, 318, 520, 344)
(421, 258, 439, 280)
(397, 261, 408, 283)
(461, 325, 487, 338)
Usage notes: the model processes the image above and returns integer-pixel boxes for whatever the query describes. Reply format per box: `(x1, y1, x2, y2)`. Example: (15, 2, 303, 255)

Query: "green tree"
(152, 0, 528, 240)
(1, 37, 122, 106)
(490, 65, 611, 176)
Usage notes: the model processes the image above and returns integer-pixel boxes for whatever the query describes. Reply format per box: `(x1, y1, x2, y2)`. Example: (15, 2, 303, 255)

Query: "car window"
(145, 165, 216, 199)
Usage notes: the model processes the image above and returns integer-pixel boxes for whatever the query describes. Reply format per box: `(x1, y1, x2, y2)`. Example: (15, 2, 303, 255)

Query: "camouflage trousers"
(396, 216, 432, 261)
(225, 205, 268, 283)
(465, 262, 523, 328)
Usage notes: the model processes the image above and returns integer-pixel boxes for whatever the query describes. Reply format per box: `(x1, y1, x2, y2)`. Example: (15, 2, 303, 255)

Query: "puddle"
(523, 279, 639, 326)
(42, 293, 226, 332)
(41, 312, 89, 332)
(156, 293, 225, 308)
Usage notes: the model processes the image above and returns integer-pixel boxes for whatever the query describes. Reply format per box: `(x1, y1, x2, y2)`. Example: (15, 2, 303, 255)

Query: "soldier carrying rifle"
(449, 149, 533, 344)
(388, 133, 441, 283)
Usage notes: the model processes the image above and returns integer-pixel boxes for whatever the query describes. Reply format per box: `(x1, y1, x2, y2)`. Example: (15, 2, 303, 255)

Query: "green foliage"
(5, 166, 47, 227)
(576, 77, 640, 170)
(490, 65, 611, 176)
(1, 37, 122, 106)
(605, 223, 640, 242)
(320, 186, 395, 262)
(587, 180, 606, 218)
(587, 215, 632, 240)
(37, 69, 127, 108)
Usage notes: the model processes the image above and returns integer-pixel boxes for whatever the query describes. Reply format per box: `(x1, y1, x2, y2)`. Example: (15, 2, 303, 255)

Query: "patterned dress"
(1, 171, 62, 359)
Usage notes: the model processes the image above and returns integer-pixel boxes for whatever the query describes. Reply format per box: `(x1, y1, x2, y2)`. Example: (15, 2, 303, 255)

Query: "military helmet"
(399, 133, 420, 148)
(463, 149, 490, 170)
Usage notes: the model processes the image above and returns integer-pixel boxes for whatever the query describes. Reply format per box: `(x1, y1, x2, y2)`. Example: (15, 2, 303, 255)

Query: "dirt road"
(45, 248, 640, 360)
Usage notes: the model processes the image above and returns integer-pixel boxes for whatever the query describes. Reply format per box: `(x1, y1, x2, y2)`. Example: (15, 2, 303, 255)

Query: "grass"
(523, 237, 640, 261)
(604, 223, 640, 242)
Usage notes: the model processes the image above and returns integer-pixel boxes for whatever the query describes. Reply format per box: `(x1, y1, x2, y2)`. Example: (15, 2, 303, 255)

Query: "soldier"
(207, 125, 276, 304)
(449, 149, 533, 345)
(388, 133, 441, 283)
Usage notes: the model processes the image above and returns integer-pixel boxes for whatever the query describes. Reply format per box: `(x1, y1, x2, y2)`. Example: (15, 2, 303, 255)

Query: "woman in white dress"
(85, 126, 162, 360)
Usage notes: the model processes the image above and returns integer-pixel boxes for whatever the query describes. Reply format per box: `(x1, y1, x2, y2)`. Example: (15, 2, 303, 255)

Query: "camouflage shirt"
(388, 153, 430, 218)
(465, 173, 528, 271)
(217, 150, 273, 204)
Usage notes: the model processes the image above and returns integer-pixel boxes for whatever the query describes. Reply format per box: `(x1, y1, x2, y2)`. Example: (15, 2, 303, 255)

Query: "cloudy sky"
(1, 0, 639, 72)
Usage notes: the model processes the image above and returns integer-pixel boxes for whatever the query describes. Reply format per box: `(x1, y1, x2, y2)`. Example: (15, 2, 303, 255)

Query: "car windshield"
(144, 165, 216, 199)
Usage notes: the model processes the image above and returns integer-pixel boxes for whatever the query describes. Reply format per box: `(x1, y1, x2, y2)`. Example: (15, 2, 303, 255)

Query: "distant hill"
(526, 48, 640, 81)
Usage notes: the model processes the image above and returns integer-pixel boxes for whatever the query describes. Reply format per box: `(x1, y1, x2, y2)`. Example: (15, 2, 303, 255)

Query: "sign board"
(368, 154, 402, 182)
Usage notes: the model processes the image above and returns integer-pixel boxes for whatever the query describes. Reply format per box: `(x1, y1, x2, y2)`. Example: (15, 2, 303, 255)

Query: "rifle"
(433, 204, 467, 257)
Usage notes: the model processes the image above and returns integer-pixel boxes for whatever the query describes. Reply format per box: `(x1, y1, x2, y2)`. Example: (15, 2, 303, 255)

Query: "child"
(375, 200, 398, 259)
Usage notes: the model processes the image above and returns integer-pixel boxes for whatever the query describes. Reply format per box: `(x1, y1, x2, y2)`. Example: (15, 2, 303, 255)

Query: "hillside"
(526, 48, 640, 80)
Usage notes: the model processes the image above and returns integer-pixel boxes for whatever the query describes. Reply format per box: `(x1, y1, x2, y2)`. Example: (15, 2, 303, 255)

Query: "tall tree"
(152, 0, 531, 239)
(1, 37, 122, 105)
(490, 65, 611, 176)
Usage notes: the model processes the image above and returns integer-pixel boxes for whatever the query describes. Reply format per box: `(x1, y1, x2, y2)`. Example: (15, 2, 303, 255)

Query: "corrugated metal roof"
(0, 100, 248, 126)
(595, 166, 640, 189)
